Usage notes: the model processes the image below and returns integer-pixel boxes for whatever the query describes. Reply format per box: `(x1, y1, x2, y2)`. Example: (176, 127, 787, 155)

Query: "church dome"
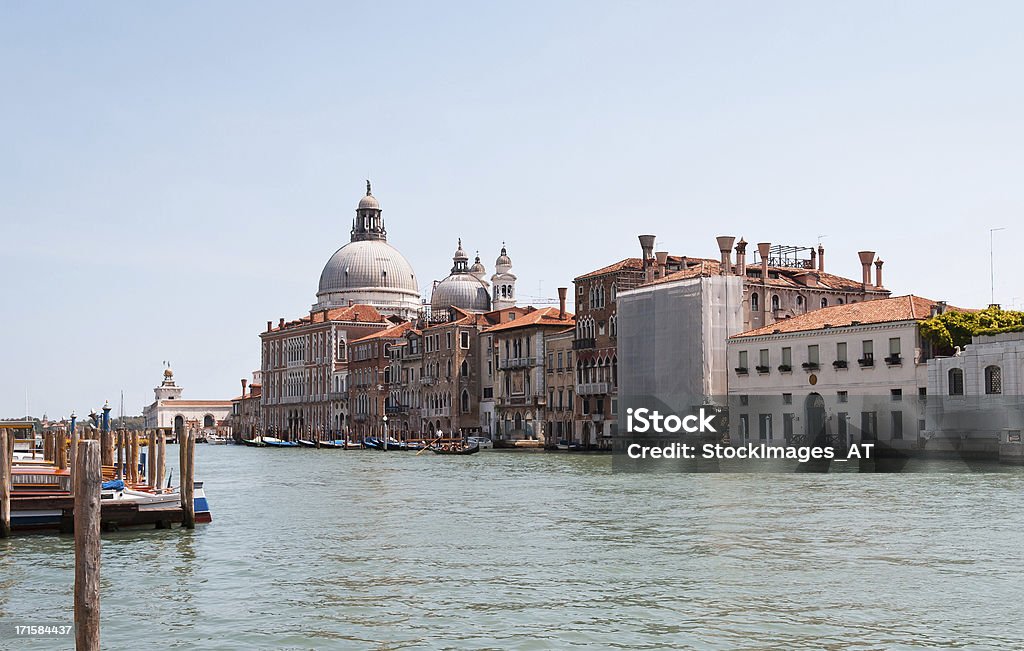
(495, 244, 512, 268)
(318, 240, 419, 296)
(313, 182, 421, 319)
(469, 253, 487, 280)
(431, 273, 491, 313)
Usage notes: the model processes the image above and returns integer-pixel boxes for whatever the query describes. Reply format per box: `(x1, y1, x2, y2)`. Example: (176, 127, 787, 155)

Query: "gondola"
(431, 442, 480, 455)
(296, 440, 317, 448)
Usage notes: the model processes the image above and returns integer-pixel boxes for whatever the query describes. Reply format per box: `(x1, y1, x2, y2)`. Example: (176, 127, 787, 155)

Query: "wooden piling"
(56, 430, 68, 471)
(180, 429, 195, 529)
(132, 430, 141, 485)
(100, 428, 113, 468)
(74, 439, 101, 651)
(156, 430, 166, 491)
(147, 431, 156, 488)
(70, 426, 80, 495)
(1, 429, 11, 538)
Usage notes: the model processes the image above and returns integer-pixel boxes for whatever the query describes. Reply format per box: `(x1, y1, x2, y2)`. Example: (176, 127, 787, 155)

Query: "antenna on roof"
(817, 234, 828, 245)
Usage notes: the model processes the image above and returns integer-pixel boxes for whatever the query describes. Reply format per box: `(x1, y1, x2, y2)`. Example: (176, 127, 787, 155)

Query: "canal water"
(2, 446, 1024, 650)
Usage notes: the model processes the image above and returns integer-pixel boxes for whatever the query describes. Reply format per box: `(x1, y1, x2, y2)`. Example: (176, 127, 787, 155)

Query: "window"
(759, 414, 773, 440)
(889, 338, 901, 355)
(836, 342, 847, 363)
(771, 295, 781, 311)
(461, 360, 468, 377)
(861, 411, 877, 438)
(985, 366, 1002, 395)
(738, 350, 748, 369)
(782, 393, 792, 405)
(446, 332, 453, 349)
(837, 390, 848, 403)
(837, 412, 848, 442)
(891, 389, 902, 402)
(739, 414, 750, 440)
(460, 331, 470, 349)
(783, 413, 794, 441)
(759, 349, 769, 368)
(751, 293, 759, 311)
(547, 353, 554, 371)
(807, 345, 819, 366)
(948, 368, 964, 396)
(781, 347, 792, 367)
(796, 295, 804, 308)
(821, 297, 828, 308)
(891, 411, 903, 439)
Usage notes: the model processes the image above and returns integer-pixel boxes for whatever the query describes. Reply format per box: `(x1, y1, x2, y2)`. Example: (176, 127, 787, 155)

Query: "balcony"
(858, 355, 875, 368)
(497, 396, 528, 407)
(755, 365, 770, 375)
(778, 364, 793, 373)
(734, 367, 749, 375)
(420, 377, 437, 386)
(500, 356, 541, 370)
(833, 360, 848, 369)
(576, 382, 610, 396)
(884, 354, 902, 366)
(573, 338, 596, 350)
(385, 405, 409, 415)
(802, 362, 820, 371)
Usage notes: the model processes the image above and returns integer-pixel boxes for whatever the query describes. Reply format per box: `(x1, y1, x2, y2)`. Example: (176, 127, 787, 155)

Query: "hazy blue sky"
(2, 1, 1022, 417)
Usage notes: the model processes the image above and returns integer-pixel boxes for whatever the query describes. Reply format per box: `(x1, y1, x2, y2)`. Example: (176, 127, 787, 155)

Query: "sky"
(1, 1, 1022, 418)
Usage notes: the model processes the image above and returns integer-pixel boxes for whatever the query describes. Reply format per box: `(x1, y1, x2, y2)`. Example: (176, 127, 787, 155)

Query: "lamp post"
(382, 414, 389, 451)
(991, 227, 1006, 306)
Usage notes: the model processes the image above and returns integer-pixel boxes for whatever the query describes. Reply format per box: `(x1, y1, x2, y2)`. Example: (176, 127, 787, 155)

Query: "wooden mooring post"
(56, 430, 68, 471)
(146, 431, 155, 487)
(74, 439, 101, 651)
(180, 429, 195, 529)
(1, 429, 11, 538)
(132, 430, 141, 485)
(70, 425, 80, 495)
(156, 430, 166, 491)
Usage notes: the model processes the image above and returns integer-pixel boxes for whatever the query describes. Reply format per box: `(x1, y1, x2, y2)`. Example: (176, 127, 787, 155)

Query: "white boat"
(466, 436, 494, 450)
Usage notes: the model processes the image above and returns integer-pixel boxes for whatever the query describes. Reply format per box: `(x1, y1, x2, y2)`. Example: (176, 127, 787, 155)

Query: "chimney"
(278, 317, 285, 329)
(735, 238, 747, 277)
(874, 259, 884, 288)
(638, 234, 656, 281)
(557, 287, 567, 320)
(716, 236, 736, 275)
(267, 320, 272, 332)
(757, 242, 771, 281)
(817, 244, 825, 272)
(857, 251, 876, 290)
(241, 378, 248, 397)
(809, 247, 816, 270)
(655, 251, 669, 278)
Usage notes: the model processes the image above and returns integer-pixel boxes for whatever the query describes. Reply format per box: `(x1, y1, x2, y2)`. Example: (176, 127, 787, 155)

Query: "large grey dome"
(431, 273, 491, 313)
(312, 183, 422, 320)
(318, 240, 418, 296)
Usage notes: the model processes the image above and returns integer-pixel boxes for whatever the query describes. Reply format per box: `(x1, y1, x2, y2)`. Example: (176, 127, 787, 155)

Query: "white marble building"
(142, 367, 232, 437)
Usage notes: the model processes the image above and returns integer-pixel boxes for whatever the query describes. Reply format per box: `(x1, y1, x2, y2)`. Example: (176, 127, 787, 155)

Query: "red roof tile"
(483, 307, 575, 333)
(352, 321, 415, 342)
(731, 295, 963, 338)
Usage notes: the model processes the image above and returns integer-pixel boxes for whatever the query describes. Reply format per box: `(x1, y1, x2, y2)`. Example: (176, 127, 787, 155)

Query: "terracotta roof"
(267, 305, 386, 332)
(575, 258, 644, 280)
(731, 295, 959, 338)
(483, 307, 575, 333)
(352, 320, 415, 342)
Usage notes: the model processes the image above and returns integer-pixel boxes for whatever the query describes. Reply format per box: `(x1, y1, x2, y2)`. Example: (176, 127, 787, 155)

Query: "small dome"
(358, 194, 380, 210)
(454, 238, 468, 262)
(495, 244, 512, 268)
(431, 274, 491, 313)
(470, 253, 486, 278)
(163, 368, 174, 378)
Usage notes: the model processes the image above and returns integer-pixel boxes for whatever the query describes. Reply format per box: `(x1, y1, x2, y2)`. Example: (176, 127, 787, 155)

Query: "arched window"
(796, 295, 804, 308)
(203, 414, 215, 428)
(821, 297, 828, 308)
(771, 295, 781, 311)
(948, 368, 964, 395)
(461, 390, 470, 413)
(750, 293, 759, 311)
(837, 298, 845, 305)
(461, 360, 468, 377)
(985, 365, 1002, 395)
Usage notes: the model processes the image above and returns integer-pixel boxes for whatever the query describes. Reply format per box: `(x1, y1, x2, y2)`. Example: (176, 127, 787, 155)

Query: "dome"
(469, 253, 487, 279)
(318, 240, 419, 297)
(431, 273, 491, 313)
(358, 194, 380, 210)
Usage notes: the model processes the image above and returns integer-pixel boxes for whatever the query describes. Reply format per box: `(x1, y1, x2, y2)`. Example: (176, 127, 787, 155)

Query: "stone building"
(542, 300, 577, 446)
(727, 295, 947, 452)
(487, 302, 575, 445)
(228, 372, 262, 441)
(142, 367, 232, 438)
(259, 304, 390, 437)
(348, 321, 415, 440)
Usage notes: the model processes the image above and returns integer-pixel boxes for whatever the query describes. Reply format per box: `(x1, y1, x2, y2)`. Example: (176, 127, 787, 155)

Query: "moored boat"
(431, 442, 480, 455)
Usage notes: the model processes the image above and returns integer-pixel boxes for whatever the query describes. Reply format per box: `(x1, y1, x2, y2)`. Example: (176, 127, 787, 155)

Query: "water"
(2, 447, 1024, 650)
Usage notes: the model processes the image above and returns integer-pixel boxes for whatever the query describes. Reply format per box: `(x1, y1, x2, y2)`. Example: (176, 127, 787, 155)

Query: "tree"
(920, 306, 1024, 355)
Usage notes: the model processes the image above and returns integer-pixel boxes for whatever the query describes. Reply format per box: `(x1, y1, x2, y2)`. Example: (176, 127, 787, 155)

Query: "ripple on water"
(2, 448, 1024, 650)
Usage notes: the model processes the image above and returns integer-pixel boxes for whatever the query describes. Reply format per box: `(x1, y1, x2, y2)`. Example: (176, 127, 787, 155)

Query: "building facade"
(543, 320, 577, 446)
(142, 367, 232, 438)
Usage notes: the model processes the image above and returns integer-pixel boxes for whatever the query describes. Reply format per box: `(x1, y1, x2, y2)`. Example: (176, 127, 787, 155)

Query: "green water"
(2, 446, 1024, 650)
